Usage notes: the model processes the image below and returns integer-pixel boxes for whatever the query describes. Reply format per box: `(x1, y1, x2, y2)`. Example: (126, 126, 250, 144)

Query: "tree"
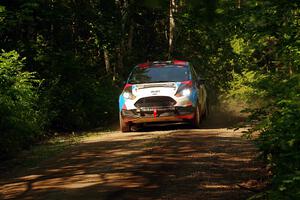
(0, 50, 42, 159)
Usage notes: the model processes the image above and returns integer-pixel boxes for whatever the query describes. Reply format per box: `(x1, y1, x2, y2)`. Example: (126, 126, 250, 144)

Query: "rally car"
(119, 60, 208, 132)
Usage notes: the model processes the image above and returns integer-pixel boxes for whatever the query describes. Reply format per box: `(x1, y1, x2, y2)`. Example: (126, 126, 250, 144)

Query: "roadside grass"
(0, 134, 81, 177)
(0, 127, 117, 177)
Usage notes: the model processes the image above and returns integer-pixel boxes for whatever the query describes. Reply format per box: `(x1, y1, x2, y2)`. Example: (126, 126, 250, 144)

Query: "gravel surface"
(0, 114, 267, 200)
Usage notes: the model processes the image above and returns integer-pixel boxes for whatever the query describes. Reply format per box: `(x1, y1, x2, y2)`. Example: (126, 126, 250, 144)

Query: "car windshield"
(128, 65, 190, 84)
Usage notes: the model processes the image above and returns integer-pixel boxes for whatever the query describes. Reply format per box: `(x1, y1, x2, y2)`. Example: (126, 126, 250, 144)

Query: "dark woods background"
(0, 0, 232, 134)
(0, 1, 299, 198)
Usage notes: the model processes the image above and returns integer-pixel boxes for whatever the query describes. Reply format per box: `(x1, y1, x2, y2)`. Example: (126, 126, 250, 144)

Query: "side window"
(189, 63, 198, 81)
(190, 63, 205, 105)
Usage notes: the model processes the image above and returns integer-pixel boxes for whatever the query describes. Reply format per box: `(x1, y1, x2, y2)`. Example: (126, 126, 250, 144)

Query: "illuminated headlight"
(123, 91, 131, 99)
(123, 91, 136, 100)
(182, 88, 191, 96)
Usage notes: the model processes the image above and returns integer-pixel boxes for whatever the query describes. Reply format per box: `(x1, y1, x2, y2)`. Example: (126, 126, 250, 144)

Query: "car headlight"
(182, 88, 191, 96)
(123, 91, 131, 99)
(123, 89, 136, 100)
(175, 85, 192, 97)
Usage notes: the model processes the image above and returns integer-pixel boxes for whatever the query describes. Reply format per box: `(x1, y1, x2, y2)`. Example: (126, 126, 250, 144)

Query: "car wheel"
(119, 113, 130, 132)
(191, 104, 201, 128)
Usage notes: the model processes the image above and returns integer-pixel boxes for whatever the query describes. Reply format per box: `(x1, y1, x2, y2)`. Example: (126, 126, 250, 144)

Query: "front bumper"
(121, 106, 195, 124)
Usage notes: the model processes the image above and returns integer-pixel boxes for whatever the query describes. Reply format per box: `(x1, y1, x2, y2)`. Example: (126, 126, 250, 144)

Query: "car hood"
(132, 82, 178, 98)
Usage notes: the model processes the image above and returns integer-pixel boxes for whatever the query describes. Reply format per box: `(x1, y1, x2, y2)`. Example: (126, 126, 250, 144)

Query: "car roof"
(137, 60, 189, 68)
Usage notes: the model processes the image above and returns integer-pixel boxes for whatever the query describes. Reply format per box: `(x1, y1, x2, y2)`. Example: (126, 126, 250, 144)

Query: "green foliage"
(46, 71, 120, 130)
(221, 1, 300, 198)
(0, 50, 43, 159)
(242, 75, 300, 199)
(226, 70, 267, 104)
(0, 1, 299, 199)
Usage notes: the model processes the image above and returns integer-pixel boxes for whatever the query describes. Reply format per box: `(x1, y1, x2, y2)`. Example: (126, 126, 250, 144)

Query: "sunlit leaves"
(0, 50, 42, 159)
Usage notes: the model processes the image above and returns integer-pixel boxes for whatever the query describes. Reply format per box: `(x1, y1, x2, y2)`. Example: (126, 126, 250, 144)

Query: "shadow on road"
(133, 109, 246, 132)
(0, 118, 266, 200)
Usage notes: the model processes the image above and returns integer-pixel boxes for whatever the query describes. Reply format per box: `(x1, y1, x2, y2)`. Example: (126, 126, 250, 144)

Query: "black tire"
(119, 113, 130, 132)
(191, 105, 201, 128)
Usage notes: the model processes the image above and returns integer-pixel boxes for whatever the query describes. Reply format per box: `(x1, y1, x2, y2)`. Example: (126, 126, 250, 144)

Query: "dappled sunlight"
(201, 184, 239, 189)
(0, 126, 266, 200)
(0, 181, 28, 199)
(32, 174, 101, 189)
(32, 173, 145, 189)
(18, 175, 43, 181)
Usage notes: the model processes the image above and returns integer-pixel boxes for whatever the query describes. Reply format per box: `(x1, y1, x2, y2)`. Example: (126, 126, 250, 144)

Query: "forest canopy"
(0, 0, 299, 198)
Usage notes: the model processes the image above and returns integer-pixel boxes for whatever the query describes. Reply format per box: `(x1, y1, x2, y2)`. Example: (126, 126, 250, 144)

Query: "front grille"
(134, 96, 176, 108)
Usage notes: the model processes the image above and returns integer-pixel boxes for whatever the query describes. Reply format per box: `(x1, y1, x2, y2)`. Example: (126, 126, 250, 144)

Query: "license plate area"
(137, 107, 176, 118)
(138, 106, 175, 112)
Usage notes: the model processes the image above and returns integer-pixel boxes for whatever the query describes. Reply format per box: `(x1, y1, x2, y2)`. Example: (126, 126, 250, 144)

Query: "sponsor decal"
(150, 90, 160, 95)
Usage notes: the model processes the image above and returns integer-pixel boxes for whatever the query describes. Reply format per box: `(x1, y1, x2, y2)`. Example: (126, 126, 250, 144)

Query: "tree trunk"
(127, 19, 134, 52)
(237, 0, 241, 9)
(71, 0, 78, 55)
(168, 0, 176, 59)
(115, 0, 128, 73)
(103, 47, 110, 73)
(289, 66, 293, 76)
(116, 45, 124, 78)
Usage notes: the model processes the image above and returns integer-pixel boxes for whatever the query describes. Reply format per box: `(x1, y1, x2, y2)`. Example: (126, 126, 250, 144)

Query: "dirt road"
(0, 115, 266, 200)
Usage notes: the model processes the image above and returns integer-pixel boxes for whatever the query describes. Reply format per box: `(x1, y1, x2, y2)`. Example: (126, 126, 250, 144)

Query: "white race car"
(119, 60, 208, 132)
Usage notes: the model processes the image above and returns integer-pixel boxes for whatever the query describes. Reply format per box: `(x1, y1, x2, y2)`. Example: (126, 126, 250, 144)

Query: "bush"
(226, 72, 300, 199)
(46, 76, 120, 131)
(40, 53, 121, 131)
(255, 75, 300, 199)
(0, 50, 43, 159)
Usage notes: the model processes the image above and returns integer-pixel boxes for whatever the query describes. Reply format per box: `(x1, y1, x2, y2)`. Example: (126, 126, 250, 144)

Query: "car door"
(190, 64, 206, 114)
